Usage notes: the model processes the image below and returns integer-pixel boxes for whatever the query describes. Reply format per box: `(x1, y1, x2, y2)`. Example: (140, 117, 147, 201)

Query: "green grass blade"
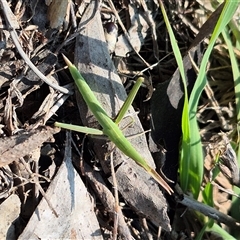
(222, 25, 240, 239)
(228, 19, 240, 48)
(202, 183, 213, 207)
(157, 1, 238, 198)
(159, 2, 190, 139)
(187, 0, 240, 198)
(159, 0, 190, 191)
(196, 220, 236, 240)
(206, 223, 236, 240)
(189, 1, 240, 110)
(222, 28, 240, 122)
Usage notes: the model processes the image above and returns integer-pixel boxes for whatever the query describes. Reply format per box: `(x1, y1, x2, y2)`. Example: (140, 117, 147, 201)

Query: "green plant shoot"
(55, 55, 174, 195)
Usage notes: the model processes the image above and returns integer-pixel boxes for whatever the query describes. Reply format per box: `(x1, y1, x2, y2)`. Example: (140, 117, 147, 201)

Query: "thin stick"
(179, 194, 240, 229)
(19, 157, 58, 217)
(110, 150, 119, 239)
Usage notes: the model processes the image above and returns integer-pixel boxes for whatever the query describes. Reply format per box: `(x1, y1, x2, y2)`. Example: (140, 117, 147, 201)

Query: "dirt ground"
(0, 0, 240, 239)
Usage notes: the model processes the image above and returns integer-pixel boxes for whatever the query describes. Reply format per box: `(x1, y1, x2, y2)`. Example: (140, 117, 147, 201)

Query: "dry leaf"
(47, 0, 70, 29)
(115, 3, 150, 56)
(19, 132, 103, 239)
(0, 126, 60, 167)
(0, 194, 21, 239)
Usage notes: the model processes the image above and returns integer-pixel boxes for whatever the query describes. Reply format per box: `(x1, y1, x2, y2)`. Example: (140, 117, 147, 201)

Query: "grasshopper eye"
(104, 22, 118, 54)
(104, 22, 118, 34)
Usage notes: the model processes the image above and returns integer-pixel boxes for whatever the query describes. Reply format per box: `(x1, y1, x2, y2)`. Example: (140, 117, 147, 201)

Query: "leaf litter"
(0, 0, 239, 239)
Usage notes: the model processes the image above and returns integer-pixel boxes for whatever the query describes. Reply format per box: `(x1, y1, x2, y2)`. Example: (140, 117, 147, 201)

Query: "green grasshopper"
(55, 55, 174, 195)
